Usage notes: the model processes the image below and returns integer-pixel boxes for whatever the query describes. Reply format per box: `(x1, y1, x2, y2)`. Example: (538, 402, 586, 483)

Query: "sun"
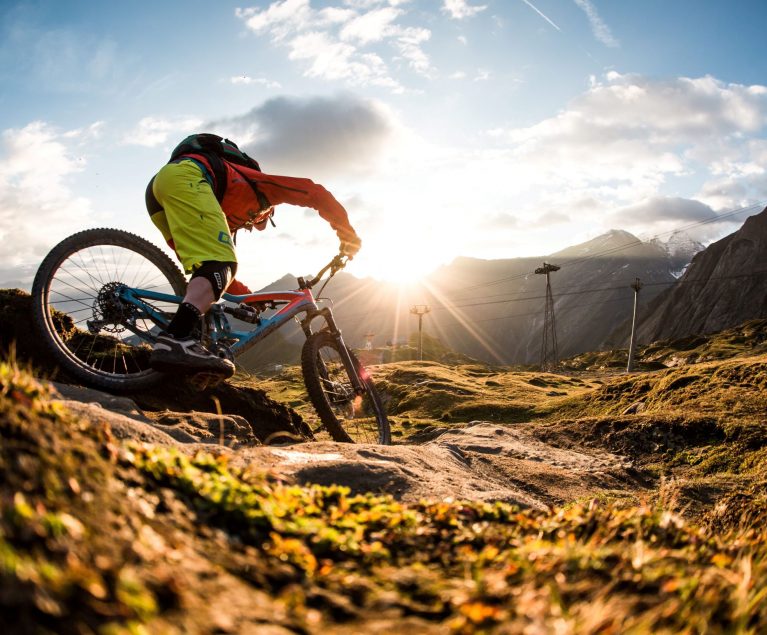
(351, 238, 446, 285)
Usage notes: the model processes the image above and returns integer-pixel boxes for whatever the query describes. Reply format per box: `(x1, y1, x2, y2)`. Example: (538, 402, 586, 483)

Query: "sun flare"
(351, 238, 447, 285)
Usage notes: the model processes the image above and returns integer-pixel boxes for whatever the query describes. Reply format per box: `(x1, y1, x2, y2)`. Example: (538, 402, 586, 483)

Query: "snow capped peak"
(651, 231, 704, 260)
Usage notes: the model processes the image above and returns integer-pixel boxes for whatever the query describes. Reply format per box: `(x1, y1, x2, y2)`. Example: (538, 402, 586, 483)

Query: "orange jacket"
(180, 153, 359, 295)
(183, 153, 359, 245)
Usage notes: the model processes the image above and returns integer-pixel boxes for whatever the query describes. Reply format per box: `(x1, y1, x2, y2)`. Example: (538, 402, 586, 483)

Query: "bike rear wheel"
(31, 228, 186, 392)
(301, 331, 390, 444)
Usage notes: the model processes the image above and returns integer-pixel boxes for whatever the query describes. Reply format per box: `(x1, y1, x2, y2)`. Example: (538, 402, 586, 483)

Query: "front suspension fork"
(301, 307, 365, 394)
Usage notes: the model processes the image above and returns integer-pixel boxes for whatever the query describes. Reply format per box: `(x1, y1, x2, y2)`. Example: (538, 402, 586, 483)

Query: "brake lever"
(330, 254, 348, 274)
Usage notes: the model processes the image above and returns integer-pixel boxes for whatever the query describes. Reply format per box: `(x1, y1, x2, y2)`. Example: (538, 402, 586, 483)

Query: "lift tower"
(410, 305, 431, 361)
(535, 262, 560, 371)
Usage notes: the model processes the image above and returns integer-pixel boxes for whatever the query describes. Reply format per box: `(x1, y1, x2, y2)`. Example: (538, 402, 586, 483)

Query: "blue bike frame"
(120, 286, 321, 356)
(117, 269, 365, 394)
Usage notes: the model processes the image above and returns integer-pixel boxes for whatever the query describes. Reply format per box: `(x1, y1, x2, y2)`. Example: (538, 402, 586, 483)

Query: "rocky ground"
(2, 288, 767, 633)
(46, 379, 640, 510)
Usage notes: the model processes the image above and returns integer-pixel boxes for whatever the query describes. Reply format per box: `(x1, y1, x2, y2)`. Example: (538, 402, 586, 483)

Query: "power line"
(421, 266, 767, 352)
(334, 202, 767, 324)
(430, 283, 630, 312)
(445, 200, 766, 297)
(426, 267, 767, 313)
(441, 293, 634, 325)
(337, 267, 767, 323)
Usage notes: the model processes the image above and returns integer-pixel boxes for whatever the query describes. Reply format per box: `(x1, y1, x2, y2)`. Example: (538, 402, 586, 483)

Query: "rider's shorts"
(149, 160, 236, 273)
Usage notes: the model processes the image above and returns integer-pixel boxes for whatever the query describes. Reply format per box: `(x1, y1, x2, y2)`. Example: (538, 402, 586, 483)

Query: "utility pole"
(535, 262, 560, 371)
(410, 305, 431, 361)
(626, 278, 643, 373)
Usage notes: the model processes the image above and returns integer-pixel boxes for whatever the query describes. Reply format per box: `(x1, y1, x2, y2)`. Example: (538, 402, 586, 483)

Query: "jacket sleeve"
(244, 170, 359, 244)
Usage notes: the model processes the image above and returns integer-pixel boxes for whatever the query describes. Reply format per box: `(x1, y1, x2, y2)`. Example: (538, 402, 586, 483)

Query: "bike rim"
(43, 243, 181, 380)
(315, 343, 384, 444)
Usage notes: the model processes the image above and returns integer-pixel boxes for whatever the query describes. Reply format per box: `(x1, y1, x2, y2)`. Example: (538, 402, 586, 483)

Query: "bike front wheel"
(31, 228, 186, 392)
(301, 331, 390, 444)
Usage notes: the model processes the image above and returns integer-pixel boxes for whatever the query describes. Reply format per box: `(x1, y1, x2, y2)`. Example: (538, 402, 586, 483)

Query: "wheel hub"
(327, 379, 354, 404)
(92, 282, 136, 333)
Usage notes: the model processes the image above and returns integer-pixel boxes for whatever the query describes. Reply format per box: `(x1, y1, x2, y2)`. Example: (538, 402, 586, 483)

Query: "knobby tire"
(31, 228, 186, 392)
(301, 330, 390, 444)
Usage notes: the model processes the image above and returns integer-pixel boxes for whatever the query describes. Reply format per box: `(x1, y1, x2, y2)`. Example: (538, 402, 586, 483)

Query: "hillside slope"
(637, 206, 767, 342)
(249, 228, 694, 366)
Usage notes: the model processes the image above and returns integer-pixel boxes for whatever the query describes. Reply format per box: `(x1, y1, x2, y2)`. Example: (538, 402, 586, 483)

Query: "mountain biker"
(145, 134, 362, 377)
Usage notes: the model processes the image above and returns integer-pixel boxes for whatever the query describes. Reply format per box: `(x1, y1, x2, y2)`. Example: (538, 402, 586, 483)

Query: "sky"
(1, 0, 766, 289)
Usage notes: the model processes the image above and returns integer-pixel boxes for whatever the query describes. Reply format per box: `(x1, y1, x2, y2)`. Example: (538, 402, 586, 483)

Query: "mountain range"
(251, 225, 708, 366)
(8, 207, 764, 369)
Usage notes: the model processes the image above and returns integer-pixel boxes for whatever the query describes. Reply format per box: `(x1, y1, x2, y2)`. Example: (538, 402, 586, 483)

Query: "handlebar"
(298, 254, 348, 290)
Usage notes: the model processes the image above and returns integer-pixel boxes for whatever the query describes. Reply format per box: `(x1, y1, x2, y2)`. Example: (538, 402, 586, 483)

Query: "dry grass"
(3, 356, 767, 633)
(256, 360, 599, 441)
(4, 298, 767, 632)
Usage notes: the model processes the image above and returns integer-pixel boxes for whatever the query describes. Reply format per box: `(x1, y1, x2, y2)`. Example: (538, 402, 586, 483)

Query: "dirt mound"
(0, 289, 61, 375)
(534, 413, 725, 460)
(0, 288, 306, 443)
(571, 354, 767, 419)
(39, 375, 644, 510)
(135, 376, 309, 444)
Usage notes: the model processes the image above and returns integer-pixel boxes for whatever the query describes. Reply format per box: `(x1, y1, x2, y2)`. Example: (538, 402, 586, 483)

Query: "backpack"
(169, 133, 268, 209)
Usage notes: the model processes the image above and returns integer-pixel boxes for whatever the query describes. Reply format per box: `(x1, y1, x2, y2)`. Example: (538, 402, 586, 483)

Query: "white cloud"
(235, 0, 433, 90)
(392, 26, 431, 74)
(613, 196, 714, 225)
(442, 0, 487, 20)
(236, 0, 314, 41)
(288, 32, 359, 78)
(0, 122, 94, 277)
(573, 0, 619, 47)
(697, 172, 767, 212)
(62, 121, 105, 142)
(489, 73, 767, 200)
(384, 71, 767, 258)
(123, 116, 204, 147)
(608, 196, 754, 244)
(339, 7, 401, 44)
(230, 75, 282, 89)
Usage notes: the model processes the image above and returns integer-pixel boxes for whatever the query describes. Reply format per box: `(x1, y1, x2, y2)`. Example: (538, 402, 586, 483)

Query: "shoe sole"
(150, 356, 234, 378)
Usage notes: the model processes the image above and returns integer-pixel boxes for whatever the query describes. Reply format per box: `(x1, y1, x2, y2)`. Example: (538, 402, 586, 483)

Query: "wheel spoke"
(34, 230, 185, 389)
(302, 331, 389, 444)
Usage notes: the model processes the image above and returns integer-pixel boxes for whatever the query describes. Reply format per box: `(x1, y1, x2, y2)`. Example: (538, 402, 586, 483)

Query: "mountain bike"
(31, 228, 390, 445)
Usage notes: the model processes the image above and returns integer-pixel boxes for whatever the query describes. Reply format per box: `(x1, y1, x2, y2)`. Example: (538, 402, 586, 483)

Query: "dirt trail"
(53, 383, 644, 509)
(233, 421, 641, 508)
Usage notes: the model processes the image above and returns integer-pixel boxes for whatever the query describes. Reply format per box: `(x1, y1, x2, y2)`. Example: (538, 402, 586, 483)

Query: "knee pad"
(191, 261, 238, 300)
